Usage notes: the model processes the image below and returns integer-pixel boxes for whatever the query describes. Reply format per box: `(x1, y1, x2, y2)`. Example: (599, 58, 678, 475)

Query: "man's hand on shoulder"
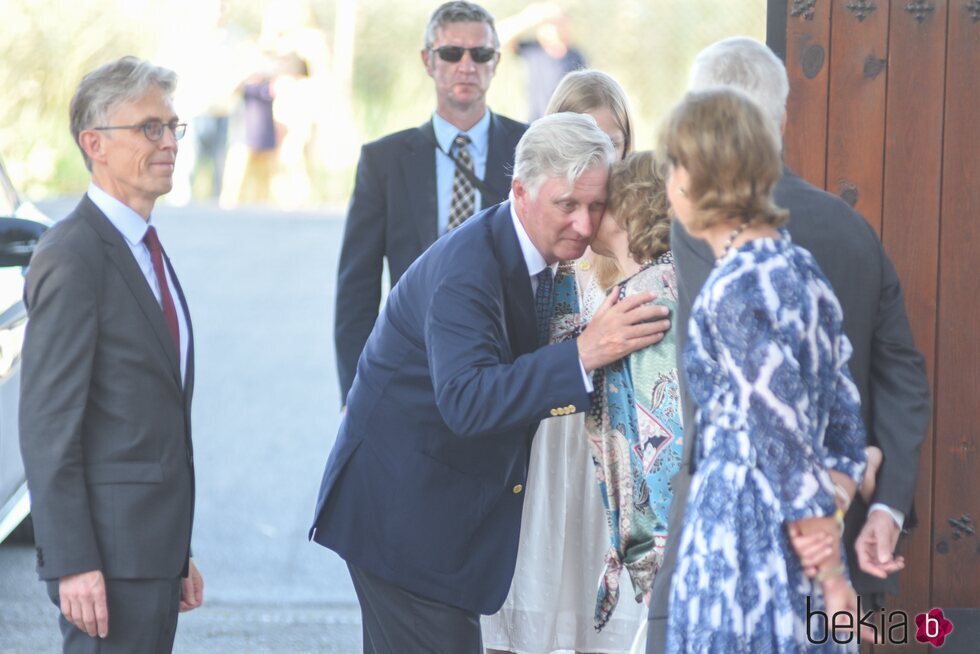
(179, 559, 204, 612)
(59, 569, 108, 638)
(577, 289, 670, 372)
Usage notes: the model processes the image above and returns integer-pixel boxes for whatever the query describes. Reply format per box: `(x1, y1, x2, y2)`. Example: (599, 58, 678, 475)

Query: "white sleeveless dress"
(481, 260, 646, 654)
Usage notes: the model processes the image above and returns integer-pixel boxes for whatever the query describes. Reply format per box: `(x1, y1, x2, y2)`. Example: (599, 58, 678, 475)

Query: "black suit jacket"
(19, 196, 195, 581)
(648, 169, 930, 632)
(334, 112, 527, 403)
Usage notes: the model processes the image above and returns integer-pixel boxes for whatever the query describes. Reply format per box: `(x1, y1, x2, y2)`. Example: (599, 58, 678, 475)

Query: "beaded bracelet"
(833, 483, 851, 511)
(834, 506, 846, 535)
(815, 562, 846, 583)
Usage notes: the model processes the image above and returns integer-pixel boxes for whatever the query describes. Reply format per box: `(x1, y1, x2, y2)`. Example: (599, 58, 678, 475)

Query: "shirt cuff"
(579, 359, 594, 393)
(869, 503, 904, 529)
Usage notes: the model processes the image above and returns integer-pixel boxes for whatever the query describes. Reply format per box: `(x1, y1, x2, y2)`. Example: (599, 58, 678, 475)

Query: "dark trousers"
(348, 563, 482, 654)
(46, 577, 181, 653)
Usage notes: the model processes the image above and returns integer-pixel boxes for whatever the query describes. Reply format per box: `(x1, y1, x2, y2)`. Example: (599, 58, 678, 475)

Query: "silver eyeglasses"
(93, 120, 187, 142)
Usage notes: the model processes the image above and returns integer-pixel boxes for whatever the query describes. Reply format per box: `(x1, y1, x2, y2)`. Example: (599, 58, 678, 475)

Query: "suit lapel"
(164, 253, 194, 397)
(484, 112, 514, 207)
(491, 202, 537, 357)
(165, 253, 194, 452)
(79, 197, 182, 385)
(403, 122, 439, 247)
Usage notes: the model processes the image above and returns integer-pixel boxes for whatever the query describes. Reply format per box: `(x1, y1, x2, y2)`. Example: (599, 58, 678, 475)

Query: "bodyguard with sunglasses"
(334, 1, 526, 407)
(20, 56, 202, 653)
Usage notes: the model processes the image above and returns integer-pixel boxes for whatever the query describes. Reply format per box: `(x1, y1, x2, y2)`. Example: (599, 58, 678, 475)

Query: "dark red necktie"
(143, 226, 180, 354)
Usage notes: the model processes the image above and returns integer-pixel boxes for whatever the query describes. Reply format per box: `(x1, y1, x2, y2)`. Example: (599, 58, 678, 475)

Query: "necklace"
(719, 223, 749, 260)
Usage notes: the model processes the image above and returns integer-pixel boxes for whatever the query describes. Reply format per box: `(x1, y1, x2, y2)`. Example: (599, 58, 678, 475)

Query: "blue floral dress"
(665, 234, 867, 653)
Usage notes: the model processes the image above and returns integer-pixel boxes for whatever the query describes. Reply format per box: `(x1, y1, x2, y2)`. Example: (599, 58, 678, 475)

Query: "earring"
(679, 187, 687, 197)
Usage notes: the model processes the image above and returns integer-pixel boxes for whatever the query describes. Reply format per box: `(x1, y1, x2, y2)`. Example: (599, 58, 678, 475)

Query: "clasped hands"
(788, 462, 905, 644)
(577, 289, 671, 372)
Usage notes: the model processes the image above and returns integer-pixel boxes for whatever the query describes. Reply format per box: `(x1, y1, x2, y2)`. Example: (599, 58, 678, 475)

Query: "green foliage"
(0, 0, 765, 204)
(0, 0, 163, 197)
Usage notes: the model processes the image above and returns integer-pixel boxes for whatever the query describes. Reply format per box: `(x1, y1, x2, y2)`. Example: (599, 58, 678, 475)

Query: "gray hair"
(423, 1, 499, 49)
(69, 56, 178, 171)
(688, 37, 789, 137)
(513, 113, 615, 199)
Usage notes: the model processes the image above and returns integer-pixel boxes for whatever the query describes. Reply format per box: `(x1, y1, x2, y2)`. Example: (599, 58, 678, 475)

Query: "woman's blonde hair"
(658, 88, 787, 231)
(546, 69, 635, 286)
(546, 70, 634, 156)
(607, 151, 671, 267)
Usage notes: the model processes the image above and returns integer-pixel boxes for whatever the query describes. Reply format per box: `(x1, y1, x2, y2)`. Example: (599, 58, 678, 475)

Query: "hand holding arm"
(788, 469, 858, 577)
(788, 513, 875, 642)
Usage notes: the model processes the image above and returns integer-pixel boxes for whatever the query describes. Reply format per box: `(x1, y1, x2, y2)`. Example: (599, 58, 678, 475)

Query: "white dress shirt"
(87, 183, 189, 384)
(509, 200, 592, 393)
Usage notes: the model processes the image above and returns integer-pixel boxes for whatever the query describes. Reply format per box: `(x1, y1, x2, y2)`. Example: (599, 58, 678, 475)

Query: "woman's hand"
(788, 524, 835, 577)
(788, 513, 842, 577)
(821, 574, 878, 643)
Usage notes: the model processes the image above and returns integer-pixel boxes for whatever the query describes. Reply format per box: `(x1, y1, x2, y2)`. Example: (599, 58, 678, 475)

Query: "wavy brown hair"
(607, 151, 671, 266)
(659, 88, 787, 231)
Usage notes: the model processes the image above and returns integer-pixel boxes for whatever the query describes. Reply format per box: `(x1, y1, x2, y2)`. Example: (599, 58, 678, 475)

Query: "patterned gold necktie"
(447, 134, 475, 230)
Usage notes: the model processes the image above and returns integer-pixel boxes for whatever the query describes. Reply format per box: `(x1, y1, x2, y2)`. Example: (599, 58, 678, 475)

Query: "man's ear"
(421, 48, 434, 77)
(512, 178, 526, 209)
(78, 130, 106, 166)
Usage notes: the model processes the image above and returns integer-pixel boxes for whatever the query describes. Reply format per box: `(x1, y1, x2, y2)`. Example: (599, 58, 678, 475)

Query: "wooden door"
(769, 1, 979, 651)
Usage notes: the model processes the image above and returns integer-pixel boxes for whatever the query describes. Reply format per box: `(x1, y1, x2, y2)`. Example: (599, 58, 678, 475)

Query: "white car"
(0, 155, 50, 543)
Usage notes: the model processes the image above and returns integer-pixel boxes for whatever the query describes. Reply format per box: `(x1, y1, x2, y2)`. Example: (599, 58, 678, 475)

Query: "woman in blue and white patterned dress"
(658, 89, 868, 652)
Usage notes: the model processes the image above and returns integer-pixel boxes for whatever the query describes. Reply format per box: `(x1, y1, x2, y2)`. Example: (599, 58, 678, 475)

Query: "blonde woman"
(660, 88, 867, 652)
(482, 70, 647, 654)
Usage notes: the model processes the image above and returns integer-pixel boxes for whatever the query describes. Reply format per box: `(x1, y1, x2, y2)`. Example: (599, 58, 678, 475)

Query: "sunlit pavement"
(0, 200, 361, 653)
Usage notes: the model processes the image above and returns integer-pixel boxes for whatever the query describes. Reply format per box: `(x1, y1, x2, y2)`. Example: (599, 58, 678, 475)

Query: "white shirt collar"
(86, 182, 152, 246)
(508, 196, 557, 279)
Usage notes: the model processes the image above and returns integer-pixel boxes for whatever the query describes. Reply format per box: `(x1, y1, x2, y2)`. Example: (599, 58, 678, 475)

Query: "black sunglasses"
(430, 45, 497, 63)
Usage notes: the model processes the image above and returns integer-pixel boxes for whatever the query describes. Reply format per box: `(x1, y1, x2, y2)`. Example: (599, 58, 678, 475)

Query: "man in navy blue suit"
(312, 113, 672, 653)
(334, 1, 528, 406)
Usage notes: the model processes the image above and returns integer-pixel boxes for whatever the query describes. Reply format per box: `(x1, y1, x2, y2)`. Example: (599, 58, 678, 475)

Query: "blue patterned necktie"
(535, 267, 555, 346)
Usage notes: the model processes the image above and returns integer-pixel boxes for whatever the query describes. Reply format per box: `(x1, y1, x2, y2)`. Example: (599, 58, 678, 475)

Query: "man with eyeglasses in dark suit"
(20, 56, 202, 653)
(334, 1, 527, 408)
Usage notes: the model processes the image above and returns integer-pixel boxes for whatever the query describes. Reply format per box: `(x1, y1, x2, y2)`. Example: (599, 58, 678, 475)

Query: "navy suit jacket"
(312, 202, 590, 614)
(334, 112, 527, 403)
